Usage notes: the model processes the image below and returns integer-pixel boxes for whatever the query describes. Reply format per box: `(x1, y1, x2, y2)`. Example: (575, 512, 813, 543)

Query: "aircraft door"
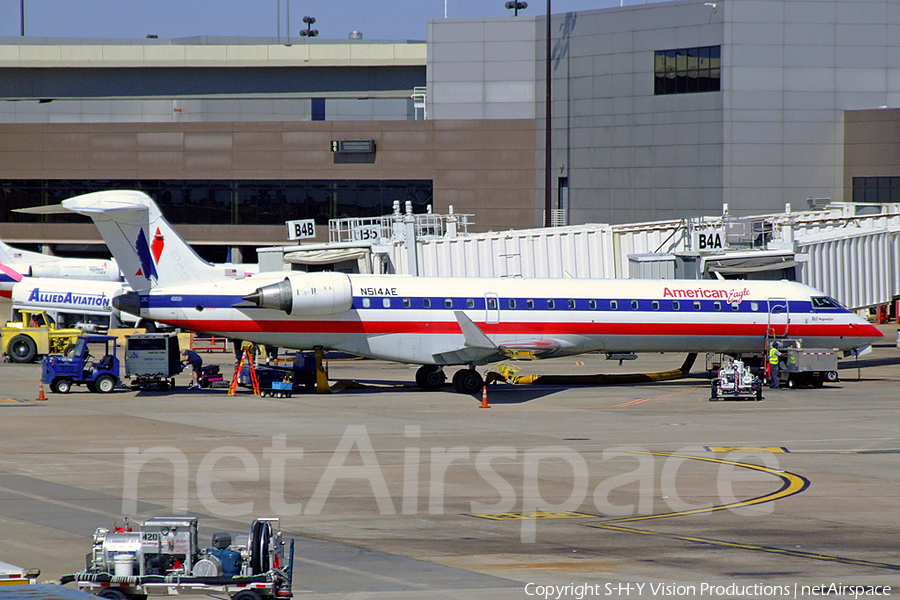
(485, 293, 500, 325)
(767, 297, 789, 338)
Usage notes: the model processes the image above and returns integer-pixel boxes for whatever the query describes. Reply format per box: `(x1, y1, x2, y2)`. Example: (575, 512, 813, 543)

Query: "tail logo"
(134, 228, 160, 281)
(151, 228, 165, 263)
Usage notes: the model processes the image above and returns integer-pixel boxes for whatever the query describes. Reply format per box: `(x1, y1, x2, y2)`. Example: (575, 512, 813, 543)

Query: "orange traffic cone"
(480, 385, 490, 409)
(36, 381, 47, 401)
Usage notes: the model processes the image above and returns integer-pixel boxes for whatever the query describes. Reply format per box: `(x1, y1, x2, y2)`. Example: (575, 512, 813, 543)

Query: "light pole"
(300, 16, 318, 39)
(544, 0, 552, 227)
(505, 1, 527, 16)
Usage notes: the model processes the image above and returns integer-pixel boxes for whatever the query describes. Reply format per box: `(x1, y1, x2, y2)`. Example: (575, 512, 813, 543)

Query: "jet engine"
(243, 272, 353, 316)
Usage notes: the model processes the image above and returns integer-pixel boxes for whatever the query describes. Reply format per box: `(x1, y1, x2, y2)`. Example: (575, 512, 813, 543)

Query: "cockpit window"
(812, 296, 842, 310)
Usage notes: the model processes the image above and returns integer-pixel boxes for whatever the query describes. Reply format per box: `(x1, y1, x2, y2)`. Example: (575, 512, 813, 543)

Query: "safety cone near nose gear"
(480, 385, 490, 408)
(36, 381, 47, 401)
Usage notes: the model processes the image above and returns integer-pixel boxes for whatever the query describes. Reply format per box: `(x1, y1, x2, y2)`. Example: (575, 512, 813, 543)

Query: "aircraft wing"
(431, 312, 501, 364)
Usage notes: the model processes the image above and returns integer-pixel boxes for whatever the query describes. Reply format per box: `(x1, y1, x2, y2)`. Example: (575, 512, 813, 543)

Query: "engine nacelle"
(29, 260, 120, 282)
(243, 272, 353, 316)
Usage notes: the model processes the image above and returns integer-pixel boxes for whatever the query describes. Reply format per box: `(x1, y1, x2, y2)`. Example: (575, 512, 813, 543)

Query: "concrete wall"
(429, 0, 900, 226)
(844, 108, 900, 201)
(548, 1, 725, 226)
(724, 0, 900, 215)
(0, 119, 537, 244)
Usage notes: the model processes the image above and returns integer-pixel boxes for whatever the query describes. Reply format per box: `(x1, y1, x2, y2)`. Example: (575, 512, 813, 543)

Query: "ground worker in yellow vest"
(768, 341, 785, 389)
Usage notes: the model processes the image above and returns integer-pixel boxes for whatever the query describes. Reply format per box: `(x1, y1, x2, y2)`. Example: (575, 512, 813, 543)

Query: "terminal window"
(0, 179, 433, 226)
(852, 177, 900, 203)
(654, 46, 720, 95)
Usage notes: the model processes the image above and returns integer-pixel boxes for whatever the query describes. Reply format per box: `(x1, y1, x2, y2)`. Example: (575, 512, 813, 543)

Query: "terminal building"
(0, 0, 899, 262)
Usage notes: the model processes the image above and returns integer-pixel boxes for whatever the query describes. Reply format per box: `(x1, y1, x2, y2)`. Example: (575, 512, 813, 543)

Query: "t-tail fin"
(0, 236, 44, 265)
(0, 239, 13, 263)
(62, 190, 222, 292)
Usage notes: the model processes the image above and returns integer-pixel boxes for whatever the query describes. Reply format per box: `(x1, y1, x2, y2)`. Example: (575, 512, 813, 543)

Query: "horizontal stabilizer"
(14, 205, 71, 215)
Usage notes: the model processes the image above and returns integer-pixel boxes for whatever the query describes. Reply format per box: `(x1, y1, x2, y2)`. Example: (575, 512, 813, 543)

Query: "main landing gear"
(415, 365, 446, 391)
(415, 365, 484, 395)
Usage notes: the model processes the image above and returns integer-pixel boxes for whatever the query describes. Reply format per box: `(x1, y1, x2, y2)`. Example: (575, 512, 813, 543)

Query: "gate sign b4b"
(287, 219, 316, 241)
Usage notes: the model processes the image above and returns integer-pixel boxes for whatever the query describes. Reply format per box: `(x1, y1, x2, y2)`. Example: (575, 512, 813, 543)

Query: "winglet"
(454, 311, 497, 349)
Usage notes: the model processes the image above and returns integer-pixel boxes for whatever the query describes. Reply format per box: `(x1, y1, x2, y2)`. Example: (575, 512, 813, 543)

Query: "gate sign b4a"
(692, 229, 725, 252)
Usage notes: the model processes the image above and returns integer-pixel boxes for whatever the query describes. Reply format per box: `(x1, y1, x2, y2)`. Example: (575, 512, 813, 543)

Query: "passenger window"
(467, 298, 475, 309)
(526, 299, 534, 309)
(547, 299, 555, 309)
(610, 300, 618, 310)
(713, 301, 721, 311)
(509, 299, 517, 309)
(445, 298, 453, 309)
(403, 298, 411, 308)
(487, 298, 498, 310)
(631, 300, 639, 310)
(673, 300, 680, 310)
(731, 302, 739, 311)
(693, 301, 701, 311)
(423, 298, 431, 309)
(383, 298, 391, 308)
(362, 298, 371, 308)
(652, 301, 659, 310)
(589, 299, 597, 310)
(568, 299, 576, 309)
(750, 301, 759, 312)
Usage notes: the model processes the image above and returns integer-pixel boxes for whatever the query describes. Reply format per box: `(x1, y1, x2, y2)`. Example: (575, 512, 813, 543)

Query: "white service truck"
(10, 277, 139, 332)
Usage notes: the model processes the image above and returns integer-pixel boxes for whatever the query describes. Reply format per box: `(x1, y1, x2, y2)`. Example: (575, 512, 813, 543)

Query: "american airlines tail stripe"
(0, 263, 24, 282)
(162, 318, 872, 338)
(0, 263, 24, 298)
(143, 294, 852, 317)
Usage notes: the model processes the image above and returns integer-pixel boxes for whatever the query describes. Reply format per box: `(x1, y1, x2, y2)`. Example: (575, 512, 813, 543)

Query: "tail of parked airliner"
(0, 236, 44, 265)
(62, 190, 223, 292)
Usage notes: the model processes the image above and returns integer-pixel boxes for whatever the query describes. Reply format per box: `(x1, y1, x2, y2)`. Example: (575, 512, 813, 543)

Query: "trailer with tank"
(63, 516, 293, 600)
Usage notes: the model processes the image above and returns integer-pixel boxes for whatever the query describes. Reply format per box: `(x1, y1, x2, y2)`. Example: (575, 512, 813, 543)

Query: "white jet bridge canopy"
(259, 201, 900, 311)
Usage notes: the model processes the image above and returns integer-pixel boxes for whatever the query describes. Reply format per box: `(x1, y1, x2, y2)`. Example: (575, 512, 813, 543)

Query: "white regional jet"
(58, 190, 881, 394)
(0, 236, 121, 298)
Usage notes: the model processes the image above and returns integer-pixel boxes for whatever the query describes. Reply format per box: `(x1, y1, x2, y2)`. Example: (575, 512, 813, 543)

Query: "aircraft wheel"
(452, 369, 483, 395)
(52, 378, 71, 394)
(8, 335, 37, 363)
(416, 365, 446, 391)
(96, 374, 117, 394)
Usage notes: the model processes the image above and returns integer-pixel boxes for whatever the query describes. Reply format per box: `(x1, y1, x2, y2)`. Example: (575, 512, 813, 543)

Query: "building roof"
(0, 37, 426, 68)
